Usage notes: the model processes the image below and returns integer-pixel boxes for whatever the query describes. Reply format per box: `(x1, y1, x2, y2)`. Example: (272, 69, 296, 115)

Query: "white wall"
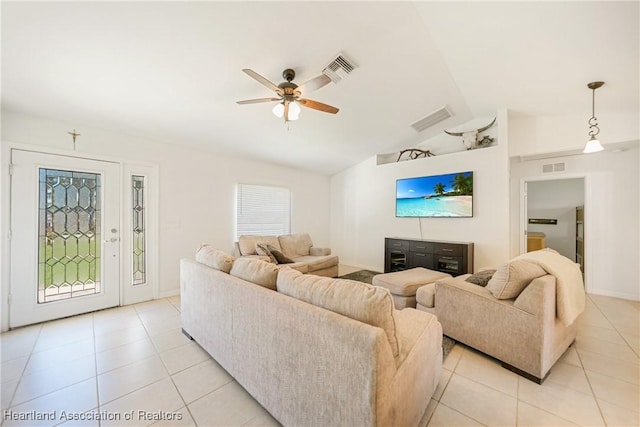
(330, 111, 511, 272)
(510, 148, 640, 300)
(508, 112, 639, 157)
(527, 179, 584, 260)
(1, 110, 331, 330)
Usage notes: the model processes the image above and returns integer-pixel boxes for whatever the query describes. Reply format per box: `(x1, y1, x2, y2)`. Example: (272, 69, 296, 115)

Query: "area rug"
(339, 270, 457, 360)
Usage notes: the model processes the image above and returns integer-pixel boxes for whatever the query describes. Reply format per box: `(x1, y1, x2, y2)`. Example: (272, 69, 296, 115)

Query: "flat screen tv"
(396, 171, 473, 218)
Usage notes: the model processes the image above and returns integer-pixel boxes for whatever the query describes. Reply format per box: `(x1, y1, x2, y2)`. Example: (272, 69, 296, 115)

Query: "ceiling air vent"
(322, 53, 357, 83)
(541, 162, 566, 174)
(410, 107, 452, 133)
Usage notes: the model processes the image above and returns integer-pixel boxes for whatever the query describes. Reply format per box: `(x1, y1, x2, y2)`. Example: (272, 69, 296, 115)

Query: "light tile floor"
(0, 292, 638, 426)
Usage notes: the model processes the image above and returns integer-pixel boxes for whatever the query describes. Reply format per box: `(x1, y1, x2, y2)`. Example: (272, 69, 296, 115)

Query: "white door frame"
(519, 173, 592, 292)
(1, 142, 159, 330)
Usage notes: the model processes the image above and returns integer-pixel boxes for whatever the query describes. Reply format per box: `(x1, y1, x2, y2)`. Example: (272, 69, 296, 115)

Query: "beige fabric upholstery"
(373, 268, 451, 296)
(416, 282, 436, 308)
(236, 233, 338, 277)
(515, 249, 586, 326)
(195, 244, 235, 273)
(238, 235, 281, 256)
(180, 259, 443, 427)
(229, 258, 278, 290)
(278, 233, 314, 258)
(310, 247, 331, 256)
(487, 260, 546, 299)
(434, 273, 579, 381)
(277, 267, 400, 357)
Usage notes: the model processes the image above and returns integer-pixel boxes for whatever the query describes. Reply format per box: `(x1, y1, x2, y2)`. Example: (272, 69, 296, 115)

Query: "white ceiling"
(2, 1, 638, 175)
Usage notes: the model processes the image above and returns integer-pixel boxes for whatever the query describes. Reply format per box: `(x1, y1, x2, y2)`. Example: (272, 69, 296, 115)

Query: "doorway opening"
(520, 175, 590, 290)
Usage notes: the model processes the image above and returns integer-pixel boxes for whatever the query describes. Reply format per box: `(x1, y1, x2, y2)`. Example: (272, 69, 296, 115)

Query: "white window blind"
(236, 184, 291, 239)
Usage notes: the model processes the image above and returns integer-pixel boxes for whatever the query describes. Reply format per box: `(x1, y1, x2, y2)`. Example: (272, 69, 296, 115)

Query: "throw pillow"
(267, 244, 295, 264)
(229, 258, 279, 290)
(486, 260, 547, 299)
(465, 269, 496, 287)
(255, 243, 277, 264)
(195, 244, 234, 273)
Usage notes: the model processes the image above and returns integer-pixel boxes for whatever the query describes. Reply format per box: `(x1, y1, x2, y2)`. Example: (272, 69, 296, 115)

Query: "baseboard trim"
(158, 289, 180, 298)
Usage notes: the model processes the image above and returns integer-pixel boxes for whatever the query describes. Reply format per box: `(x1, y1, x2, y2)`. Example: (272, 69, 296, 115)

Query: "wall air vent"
(322, 53, 357, 83)
(541, 162, 567, 174)
(410, 107, 452, 133)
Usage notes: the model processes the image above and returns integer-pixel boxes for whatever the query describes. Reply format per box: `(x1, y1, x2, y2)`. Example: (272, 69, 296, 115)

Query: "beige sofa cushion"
(278, 233, 313, 258)
(292, 255, 339, 272)
(487, 260, 547, 299)
(230, 258, 279, 290)
(195, 245, 234, 273)
(238, 235, 282, 256)
(277, 268, 400, 357)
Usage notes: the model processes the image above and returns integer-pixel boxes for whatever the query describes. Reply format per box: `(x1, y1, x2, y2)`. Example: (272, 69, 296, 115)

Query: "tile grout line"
(572, 339, 608, 426)
(4, 323, 43, 412)
(586, 295, 640, 359)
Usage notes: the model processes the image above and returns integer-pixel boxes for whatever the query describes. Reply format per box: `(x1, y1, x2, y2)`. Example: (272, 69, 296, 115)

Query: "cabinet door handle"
(441, 248, 453, 252)
(415, 253, 426, 257)
(440, 256, 453, 260)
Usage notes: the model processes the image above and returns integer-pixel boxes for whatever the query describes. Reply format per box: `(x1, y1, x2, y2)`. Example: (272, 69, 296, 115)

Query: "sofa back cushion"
(238, 235, 282, 256)
(230, 258, 279, 290)
(277, 268, 400, 357)
(486, 260, 547, 299)
(278, 233, 313, 258)
(195, 245, 235, 273)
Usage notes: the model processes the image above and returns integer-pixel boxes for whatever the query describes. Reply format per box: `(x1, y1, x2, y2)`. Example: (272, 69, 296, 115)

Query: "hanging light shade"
(272, 102, 285, 118)
(583, 81, 605, 153)
(288, 101, 301, 121)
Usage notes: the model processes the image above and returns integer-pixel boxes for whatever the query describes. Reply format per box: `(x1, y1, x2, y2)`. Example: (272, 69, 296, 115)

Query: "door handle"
(103, 237, 119, 243)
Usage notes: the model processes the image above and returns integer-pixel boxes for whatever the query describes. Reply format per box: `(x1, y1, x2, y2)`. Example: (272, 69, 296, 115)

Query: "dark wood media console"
(384, 237, 474, 276)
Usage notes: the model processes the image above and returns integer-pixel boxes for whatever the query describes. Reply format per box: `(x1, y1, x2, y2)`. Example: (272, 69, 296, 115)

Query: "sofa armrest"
(514, 275, 556, 318)
(310, 247, 331, 256)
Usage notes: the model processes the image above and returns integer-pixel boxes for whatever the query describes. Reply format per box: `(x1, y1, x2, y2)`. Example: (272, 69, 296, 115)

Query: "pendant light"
(583, 81, 605, 153)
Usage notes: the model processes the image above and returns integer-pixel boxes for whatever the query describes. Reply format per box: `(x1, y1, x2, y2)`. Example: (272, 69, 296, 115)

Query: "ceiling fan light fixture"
(583, 81, 605, 154)
(288, 101, 301, 121)
(272, 102, 285, 118)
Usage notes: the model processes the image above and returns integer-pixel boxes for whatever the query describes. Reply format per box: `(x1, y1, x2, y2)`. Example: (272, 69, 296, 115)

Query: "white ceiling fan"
(236, 68, 339, 122)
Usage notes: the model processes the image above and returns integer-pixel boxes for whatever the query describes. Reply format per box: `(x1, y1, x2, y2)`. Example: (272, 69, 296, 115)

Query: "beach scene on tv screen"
(396, 171, 473, 217)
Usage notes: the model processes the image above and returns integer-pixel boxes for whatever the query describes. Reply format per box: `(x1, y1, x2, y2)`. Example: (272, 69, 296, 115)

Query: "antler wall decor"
(396, 149, 436, 162)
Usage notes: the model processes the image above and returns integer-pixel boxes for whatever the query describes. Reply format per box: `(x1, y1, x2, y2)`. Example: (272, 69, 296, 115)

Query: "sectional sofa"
(234, 233, 339, 277)
(180, 247, 443, 426)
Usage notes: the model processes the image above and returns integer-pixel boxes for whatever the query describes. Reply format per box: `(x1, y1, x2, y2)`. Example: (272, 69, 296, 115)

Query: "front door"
(10, 150, 121, 327)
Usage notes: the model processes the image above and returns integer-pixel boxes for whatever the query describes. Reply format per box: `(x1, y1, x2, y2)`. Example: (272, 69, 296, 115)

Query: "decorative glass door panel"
(38, 169, 102, 302)
(132, 175, 146, 285)
(10, 150, 120, 327)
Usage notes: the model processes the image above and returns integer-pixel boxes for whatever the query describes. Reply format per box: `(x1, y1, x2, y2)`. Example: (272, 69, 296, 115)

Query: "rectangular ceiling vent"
(322, 53, 357, 83)
(541, 162, 567, 174)
(410, 106, 452, 133)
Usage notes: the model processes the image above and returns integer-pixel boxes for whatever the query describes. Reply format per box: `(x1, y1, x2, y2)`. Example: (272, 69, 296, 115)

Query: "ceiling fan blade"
(296, 74, 331, 95)
(298, 98, 339, 114)
(236, 97, 281, 105)
(242, 69, 283, 95)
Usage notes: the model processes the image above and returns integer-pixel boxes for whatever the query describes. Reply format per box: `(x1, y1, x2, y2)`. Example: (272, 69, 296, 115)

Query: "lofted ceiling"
(2, 1, 638, 175)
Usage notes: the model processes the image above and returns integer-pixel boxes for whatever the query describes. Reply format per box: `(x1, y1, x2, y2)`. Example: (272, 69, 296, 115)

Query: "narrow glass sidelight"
(132, 175, 146, 285)
(38, 168, 102, 303)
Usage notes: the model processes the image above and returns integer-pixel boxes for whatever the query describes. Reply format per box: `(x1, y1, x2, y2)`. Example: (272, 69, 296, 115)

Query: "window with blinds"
(236, 184, 291, 239)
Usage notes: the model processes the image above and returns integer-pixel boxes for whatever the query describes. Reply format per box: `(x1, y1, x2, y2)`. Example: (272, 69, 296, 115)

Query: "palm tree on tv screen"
(433, 182, 446, 196)
(451, 173, 472, 195)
